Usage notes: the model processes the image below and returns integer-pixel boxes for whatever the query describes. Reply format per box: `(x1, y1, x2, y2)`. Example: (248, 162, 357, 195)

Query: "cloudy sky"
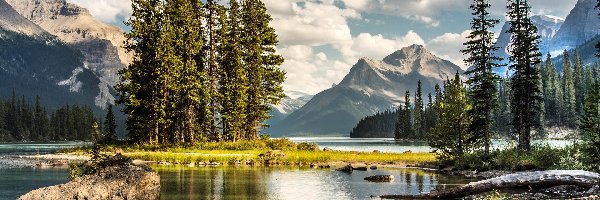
(67, 0, 578, 96)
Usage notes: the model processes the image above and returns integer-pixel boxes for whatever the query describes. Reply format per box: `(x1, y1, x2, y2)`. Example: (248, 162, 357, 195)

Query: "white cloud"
(336, 31, 426, 62)
(67, 0, 132, 23)
(265, 0, 360, 46)
(426, 30, 472, 69)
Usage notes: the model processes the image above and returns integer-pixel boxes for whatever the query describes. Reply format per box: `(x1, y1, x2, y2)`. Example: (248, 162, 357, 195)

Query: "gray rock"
(364, 175, 395, 182)
(369, 166, 378, 170)
(18, 163, 160, 200)
(336, 164, 353, 173)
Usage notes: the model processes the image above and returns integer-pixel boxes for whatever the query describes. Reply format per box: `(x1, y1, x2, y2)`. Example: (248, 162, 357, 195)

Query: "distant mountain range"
(492, 0, 599, 74)
(267, 45, 464, 136)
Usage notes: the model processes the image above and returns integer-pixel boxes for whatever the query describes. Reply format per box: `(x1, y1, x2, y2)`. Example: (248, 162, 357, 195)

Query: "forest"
(351, 51, 598, 140)
(0, 90, 99, 141)
(118, 0, 285, 145)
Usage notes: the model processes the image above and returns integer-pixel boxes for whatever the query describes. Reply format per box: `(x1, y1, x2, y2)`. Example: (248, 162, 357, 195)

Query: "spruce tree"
(462, 0, 502, 154)
(103, 104, 117, 142)
(506, 0, 542, 151)
(395, 91, 413, 139)
(574, 50, 586, 116)
(242, 0, 285, 139)
(220, 0, 248, 142)
(413, 80, 424, 138)
(203, 0, 224, 141)
(427, 73, 473, 160)
(580, 79, 600, 171)
(117, 0, 165, 144)
(562, 51, 576, 127)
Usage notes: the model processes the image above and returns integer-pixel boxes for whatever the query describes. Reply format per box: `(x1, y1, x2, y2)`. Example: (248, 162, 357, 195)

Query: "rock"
(245, 160, 254, 166)
(370, 166, 378, 170)
(364, 175, 395, 182)
(207, 162, 220, 166)
(403, 150, 412, 154)
(336, 165, 353, 173)
(373, 150, 381, 153)
(353, 166, 368, 171)
(323, 147, 334, 152)
(310, 163, 317, 168)
(19, 163, 160, 200)
(234, 160, 241, 166)
(319, 165, 331, 169)
(187, 162, 195, 167)
(158, 161, 171, 165)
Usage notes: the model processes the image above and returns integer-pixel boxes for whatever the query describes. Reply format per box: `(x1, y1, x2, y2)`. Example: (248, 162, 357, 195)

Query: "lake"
(0, 138, 574, 199)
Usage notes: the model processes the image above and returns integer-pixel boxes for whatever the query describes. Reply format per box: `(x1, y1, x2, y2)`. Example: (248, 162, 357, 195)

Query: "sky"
(66, 0, 578, 96)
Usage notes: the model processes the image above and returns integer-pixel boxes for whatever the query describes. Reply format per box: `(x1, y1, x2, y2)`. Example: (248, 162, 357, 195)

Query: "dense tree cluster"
(350, 110, 397, 138)
(0, 90, 97, 141)
(117, 0, 285, 144)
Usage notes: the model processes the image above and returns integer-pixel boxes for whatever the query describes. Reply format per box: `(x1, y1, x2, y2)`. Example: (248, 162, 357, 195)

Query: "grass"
(60, 138, 436, 166)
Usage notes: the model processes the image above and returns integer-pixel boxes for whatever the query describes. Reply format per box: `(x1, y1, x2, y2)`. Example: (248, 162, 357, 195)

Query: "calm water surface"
(0, 138, 574, 199)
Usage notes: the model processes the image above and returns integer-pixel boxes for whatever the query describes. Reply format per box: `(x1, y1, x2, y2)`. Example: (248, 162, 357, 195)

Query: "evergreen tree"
(562, 50, 577, 127)
(574, 50, 586, 116)
(413, 80, 424, 137)
(543, 53, 561, 126)
(219, 0, 248, 142)
(203, 0, 224, 141)
(395, 91, 413, 139)
(427, 73, 474, 160)
(117, 0, 165, 144)
(580, 79, 600, 172)
(103, 104, 117, 142)
(506, 0, 542, 151)
(242, 0, 285, 139)
(462, 0, 502, 154)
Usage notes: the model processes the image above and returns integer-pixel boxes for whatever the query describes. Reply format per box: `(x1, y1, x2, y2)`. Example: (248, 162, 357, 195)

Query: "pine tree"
(574, 50, 586, 116)
(117, 0, 165, 144)
(395, 91, 413, 139)
(203, 0, 224, 141)
(242, 0, 285, 139)
(427, 73, 474, 160)
(506, 0, 542, 151)
(220, 0, 248, 142)
(413, 80, 424, 138)
(103, 104, 117, 142)
(562, 51, 577, 127)
(580, 79, 600, 171)
(543, 53, 561, 126)
(462, 0, 502, 154)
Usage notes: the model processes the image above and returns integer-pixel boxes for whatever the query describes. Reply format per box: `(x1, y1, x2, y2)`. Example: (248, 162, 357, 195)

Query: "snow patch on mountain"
(58, 67, 83, 92)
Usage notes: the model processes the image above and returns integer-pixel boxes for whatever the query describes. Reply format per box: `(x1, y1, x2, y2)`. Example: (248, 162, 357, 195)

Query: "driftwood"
(380, 170, 600, 199)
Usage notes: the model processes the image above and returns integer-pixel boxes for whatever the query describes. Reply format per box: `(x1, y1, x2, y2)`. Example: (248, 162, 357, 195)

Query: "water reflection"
(156, 166, 473, 200)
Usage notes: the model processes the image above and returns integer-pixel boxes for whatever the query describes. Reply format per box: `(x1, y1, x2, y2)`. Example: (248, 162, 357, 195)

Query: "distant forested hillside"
(350, 110, 397, 138)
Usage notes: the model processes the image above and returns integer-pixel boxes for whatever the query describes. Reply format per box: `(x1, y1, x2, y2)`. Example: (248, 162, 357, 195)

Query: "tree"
(580, 79, 600, 172)
(242, 0, 285, 139)
(203, 0, 224, 141)
(427, 73, 474, 160)
(562, 51, 576, 127)
(574, 50, 586, 116)
(219, 0, 248, 142)
(506, 0, 542, 151)
(413, 80, 424, 137)
(462, 0, 502, 154)
(103, 104, 117, 142)
(395, 91, 413, 139)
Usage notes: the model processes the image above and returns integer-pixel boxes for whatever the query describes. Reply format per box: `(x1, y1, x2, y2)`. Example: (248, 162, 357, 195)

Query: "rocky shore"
(18, 157, 160, 200)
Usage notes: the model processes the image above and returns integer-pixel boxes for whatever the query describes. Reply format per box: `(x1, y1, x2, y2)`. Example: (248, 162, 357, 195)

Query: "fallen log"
(380, 170, 600, 199)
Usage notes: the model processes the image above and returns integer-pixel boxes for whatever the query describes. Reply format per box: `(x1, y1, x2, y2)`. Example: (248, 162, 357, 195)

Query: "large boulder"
(19, 162, 160, 200)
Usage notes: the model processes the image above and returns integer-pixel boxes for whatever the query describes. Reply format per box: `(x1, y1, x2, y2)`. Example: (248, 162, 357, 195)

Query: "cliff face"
(5, 0, 131, 108)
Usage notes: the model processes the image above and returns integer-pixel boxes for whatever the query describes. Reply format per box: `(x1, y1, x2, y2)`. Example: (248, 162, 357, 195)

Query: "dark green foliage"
(413, 81, 424, 136)
(451, 144, 565, 171)
(580, 79, 600, 172)
(351, 110, 397, 138)
(462, 0, 502, 154)
(103, 104, 117, 142)
(0, 92, 97, 142)
(117, 0, 285, 144)
(395, 91, 414, 139)
(506, 0, 542, 151)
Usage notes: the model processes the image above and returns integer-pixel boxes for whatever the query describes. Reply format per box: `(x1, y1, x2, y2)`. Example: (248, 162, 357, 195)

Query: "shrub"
(297, 142, 319, 151)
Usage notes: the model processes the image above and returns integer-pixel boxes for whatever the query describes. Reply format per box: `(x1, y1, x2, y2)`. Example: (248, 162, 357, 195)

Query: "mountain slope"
(0, 0, 49, 37)
(268, 45, 464, 136)
(5, 0, 131, 108)
(551, 0, 600, 54)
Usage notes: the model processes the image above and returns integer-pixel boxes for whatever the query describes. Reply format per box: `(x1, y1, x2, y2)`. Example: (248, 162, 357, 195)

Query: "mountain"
(551, 0, 600, 55)
(0, 0, 100, 110)
(266, 94, 314, 128)
(493, 15, 565, 74)
(5, 0, 131, 108)
(552, 34, 600, 71)
(268, 45, 464, 136)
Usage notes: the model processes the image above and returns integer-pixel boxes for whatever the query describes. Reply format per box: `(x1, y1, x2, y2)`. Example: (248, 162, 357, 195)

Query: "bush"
(451, 144, 572, 171)
(265, 138, 297, 151)
(296, 142, 319, 151)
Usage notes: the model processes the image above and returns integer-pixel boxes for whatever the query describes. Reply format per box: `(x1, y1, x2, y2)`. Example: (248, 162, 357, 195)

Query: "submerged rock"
(18, 163, 160, 200)
(336, 164, 353, 173)
(353, 166, 368, 171)
(365, 175, 395, 182)
(370, 166, 378, 170)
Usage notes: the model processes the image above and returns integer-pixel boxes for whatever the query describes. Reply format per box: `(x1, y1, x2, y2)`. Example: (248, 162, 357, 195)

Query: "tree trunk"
(380, 170, 600, 199)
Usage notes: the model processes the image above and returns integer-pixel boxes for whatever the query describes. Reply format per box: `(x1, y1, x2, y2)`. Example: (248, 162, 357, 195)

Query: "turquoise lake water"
(0, 138, 574, 199)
